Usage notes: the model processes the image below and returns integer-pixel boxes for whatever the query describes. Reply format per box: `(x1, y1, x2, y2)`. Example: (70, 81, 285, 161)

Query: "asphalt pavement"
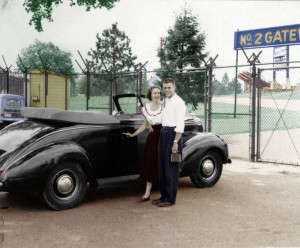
(0, 159, 300, 248)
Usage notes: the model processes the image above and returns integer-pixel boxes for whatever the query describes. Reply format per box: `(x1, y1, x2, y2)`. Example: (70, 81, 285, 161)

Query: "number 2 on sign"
(255, 33, 262, 45)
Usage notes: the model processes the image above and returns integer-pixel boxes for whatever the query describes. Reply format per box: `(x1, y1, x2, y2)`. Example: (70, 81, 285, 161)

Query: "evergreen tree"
(23, 0, 119, 32)
(156, 7, 207, 108)
(212, 78, 225, 96)
(88, 23, 137, 95)
(17, 39, 76, 96)
(221, 72, 230, 95)
(228, 77, 242, 94)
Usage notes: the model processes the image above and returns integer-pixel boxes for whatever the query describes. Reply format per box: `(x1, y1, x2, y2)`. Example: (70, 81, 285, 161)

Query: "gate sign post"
(234, 24, 300, 50)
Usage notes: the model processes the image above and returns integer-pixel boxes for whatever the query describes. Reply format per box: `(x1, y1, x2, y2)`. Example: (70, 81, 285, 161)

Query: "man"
(152, 78, 186, 207)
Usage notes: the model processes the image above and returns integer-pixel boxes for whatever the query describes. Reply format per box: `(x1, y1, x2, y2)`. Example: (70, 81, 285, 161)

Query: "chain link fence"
(258, 66, 300, 165)
(211, 66, 251, 160)
(2, 62, 300, 165)
(0, 71, 26, 96)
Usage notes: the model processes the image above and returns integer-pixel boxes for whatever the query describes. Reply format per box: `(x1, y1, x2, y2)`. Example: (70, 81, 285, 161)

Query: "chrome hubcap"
(202, 160, 214, 176)
(57, 175, 74, 195)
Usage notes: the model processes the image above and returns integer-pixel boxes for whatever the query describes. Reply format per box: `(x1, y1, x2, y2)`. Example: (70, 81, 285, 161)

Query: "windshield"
(0, 121, 52, 154)
(118, 96, 149, 114)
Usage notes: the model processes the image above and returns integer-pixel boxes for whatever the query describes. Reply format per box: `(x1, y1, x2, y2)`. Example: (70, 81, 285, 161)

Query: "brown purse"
(171, 153, 181, 162)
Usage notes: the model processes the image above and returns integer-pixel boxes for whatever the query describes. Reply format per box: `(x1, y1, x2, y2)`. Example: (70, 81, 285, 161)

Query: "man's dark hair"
(163, 78, 175, 86)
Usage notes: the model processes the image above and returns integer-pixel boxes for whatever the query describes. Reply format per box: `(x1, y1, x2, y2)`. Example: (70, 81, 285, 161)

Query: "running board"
(96, 175, 140, 189)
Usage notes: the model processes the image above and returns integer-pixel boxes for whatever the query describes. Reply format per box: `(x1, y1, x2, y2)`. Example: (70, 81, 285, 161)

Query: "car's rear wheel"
(43, 161, 87, 210)
(190, 150, 223, 188)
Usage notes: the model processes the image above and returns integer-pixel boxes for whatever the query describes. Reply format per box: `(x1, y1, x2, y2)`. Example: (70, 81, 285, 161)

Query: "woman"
(123, 86, 163, 203)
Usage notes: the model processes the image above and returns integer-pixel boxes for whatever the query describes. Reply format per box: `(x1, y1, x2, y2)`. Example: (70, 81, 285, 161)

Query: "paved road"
(0, 159, 300, 248)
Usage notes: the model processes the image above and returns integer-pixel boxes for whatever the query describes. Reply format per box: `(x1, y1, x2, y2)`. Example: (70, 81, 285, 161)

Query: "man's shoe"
(158, 202, 172, 207)
(151, 198, 161, 205)
(137, 196, 150, 203)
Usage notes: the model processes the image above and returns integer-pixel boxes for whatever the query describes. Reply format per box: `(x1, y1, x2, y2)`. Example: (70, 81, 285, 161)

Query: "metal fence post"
(239, 44, 262, 162)
(250, 64, 256, 162)
(203, 55, 218, 132)
(207, 66, 213, 132)
(109, 72, 113, 115)
(25, 71, 28, 106)
(256, 69, 262, 162)
(204, 69, 208, 132)
(86, 72, 90, 111)
(45, 71, 48, 108)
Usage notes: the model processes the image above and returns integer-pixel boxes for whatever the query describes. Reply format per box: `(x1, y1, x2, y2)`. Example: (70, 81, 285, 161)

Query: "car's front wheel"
(190, 150, 223, 188)
(43, 161, 87, 210)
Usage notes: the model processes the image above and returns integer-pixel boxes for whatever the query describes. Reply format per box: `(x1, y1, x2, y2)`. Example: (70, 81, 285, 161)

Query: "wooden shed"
(29, 69, 69, 110)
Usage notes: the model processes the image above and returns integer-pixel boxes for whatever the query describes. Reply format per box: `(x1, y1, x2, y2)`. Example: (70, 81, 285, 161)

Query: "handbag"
(171, 153, 181, 162)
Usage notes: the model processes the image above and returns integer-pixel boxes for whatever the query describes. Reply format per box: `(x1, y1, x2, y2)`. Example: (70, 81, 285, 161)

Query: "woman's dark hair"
(146, 86, 162, 101)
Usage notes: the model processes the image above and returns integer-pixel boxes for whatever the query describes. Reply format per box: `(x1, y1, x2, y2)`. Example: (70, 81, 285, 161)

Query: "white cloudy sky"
(1, 0, 300, 83)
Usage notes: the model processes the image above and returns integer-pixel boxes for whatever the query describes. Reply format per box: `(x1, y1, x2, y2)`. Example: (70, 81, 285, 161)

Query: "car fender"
(4, 142, 95, 192)
(180, 132, 229, 177)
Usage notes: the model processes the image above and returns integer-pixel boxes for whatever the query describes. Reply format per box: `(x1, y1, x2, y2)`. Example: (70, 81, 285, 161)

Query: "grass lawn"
(69, 95, 300, 136)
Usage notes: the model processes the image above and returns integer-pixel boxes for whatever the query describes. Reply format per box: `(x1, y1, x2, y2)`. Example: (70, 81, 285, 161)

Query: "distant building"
(238, 71, 271, 93)
(29, 69, 69, 110)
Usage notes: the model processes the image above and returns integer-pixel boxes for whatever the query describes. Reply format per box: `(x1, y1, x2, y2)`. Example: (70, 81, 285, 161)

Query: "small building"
(238, 71, 271, 93)
(29, 69, 69, 110)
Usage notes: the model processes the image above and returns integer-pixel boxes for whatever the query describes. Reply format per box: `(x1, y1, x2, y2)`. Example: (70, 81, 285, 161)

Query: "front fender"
(180, 132, 229, 177)
(2, 142, 94, 192)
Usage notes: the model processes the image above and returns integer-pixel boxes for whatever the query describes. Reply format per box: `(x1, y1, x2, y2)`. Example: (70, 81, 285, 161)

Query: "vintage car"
(0, 94, 231, 210)
(0, 94, 26, 129)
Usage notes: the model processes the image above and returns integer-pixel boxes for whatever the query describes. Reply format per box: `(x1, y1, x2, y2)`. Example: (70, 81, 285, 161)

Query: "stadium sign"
(234, 24, 300, 50)
(273, 46, 289, 71)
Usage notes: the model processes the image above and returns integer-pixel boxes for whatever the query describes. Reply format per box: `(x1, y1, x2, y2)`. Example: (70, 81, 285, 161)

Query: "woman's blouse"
(141, 103, 163, 125)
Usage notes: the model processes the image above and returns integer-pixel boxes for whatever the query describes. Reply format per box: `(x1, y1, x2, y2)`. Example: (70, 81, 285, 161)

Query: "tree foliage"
(156, 7, 207, 108)
(212, 73, 242, 95)
(23, 0, 119, 32)
(88, 23, 137, 94)
(17, 39, 76, 96)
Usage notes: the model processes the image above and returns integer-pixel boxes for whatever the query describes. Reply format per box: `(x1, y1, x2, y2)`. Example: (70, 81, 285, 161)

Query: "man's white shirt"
(162, 93, 186, 133)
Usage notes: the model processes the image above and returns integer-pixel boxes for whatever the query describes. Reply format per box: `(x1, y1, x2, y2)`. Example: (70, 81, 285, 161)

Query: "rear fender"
(4, 142, 95, 192)
(180, 133, 229, 177)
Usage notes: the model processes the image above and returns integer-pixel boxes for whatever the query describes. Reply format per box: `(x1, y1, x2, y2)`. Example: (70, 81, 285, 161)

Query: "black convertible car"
(0, 94, 231, 210)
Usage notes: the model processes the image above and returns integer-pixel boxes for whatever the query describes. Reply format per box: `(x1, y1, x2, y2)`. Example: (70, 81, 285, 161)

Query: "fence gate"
(257, 66, 300, 165)
(210, 66, 251, 161)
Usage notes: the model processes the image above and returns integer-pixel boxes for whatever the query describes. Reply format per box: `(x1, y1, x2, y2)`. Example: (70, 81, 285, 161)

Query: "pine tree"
(88, 23, 137, 95)
(157, 7, 207, 108)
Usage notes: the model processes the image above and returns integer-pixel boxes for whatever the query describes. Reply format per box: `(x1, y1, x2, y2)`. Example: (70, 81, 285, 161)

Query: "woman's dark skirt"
(140, 124, 162, 183)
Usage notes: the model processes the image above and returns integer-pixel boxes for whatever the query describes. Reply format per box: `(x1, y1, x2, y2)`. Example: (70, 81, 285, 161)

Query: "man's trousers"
(158, 126, 183, 205)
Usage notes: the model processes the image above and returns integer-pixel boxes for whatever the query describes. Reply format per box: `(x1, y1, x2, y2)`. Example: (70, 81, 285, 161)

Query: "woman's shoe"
(137, 196, 150, 203)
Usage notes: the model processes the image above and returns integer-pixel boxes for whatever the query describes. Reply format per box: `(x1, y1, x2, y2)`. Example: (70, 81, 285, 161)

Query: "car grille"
(3, 109, 23, 118)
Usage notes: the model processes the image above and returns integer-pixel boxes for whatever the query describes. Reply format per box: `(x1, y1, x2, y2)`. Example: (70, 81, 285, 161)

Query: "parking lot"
(0, 159, 300, 248)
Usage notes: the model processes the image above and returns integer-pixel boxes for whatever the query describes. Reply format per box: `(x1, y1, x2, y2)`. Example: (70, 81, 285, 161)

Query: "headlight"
(4, 112, 11, 118)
